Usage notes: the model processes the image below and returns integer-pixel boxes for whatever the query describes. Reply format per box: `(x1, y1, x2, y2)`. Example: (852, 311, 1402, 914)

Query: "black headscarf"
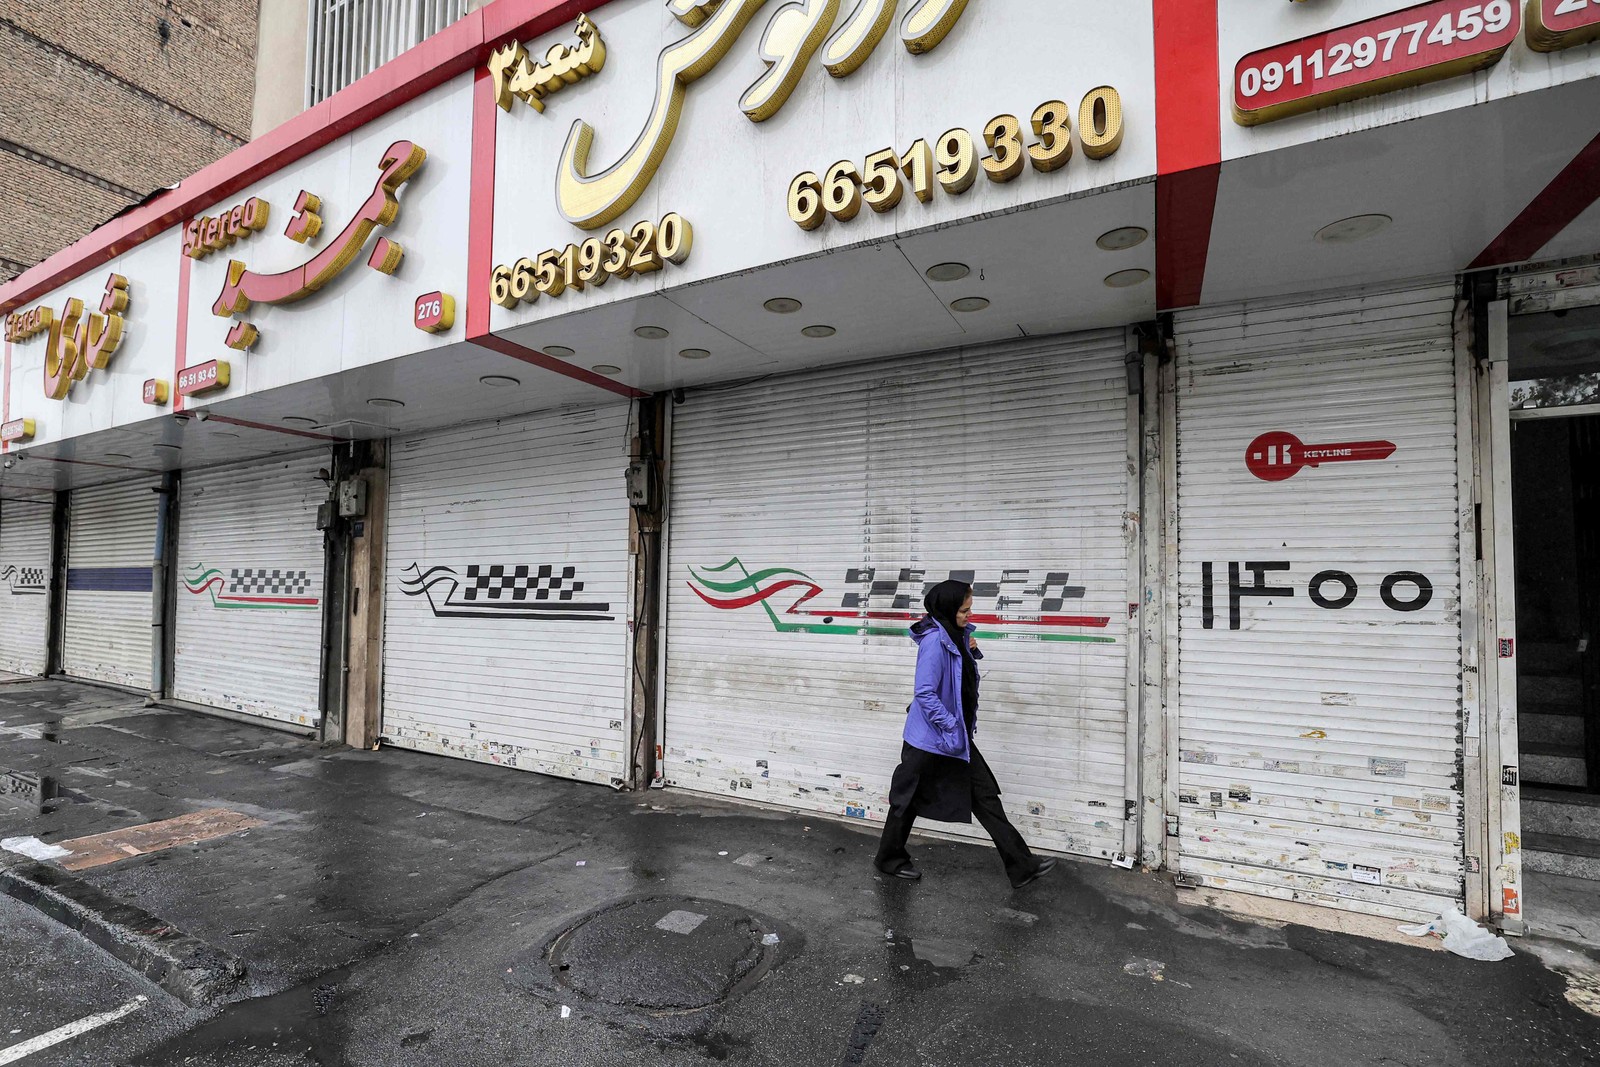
(924, 579, 979, 731)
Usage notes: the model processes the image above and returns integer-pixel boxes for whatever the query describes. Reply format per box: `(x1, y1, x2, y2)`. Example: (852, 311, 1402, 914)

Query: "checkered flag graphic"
(462, 564, 584, 603)
(17, 567, 44, 587)
(229, 569, 314, 596)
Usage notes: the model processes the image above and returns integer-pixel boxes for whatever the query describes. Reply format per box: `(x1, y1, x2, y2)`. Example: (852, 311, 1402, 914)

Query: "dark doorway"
(1512, 414, 1600, 792)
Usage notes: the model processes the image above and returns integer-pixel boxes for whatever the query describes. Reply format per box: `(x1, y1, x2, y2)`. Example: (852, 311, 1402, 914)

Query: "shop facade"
(2, 0, 1599, 932)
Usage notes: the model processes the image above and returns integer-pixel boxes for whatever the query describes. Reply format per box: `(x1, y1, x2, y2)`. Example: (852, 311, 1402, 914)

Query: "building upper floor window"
(306, 0, 471, 106)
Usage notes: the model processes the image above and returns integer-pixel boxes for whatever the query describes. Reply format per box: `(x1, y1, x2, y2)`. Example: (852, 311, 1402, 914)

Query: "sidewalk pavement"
(2, 678, 1599, 1066)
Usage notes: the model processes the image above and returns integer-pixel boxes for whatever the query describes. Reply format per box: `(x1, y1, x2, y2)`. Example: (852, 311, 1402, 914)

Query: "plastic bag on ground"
(1397, 907, 1514, 961)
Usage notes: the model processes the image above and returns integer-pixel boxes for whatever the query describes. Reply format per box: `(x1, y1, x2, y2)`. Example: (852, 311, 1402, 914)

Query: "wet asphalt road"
(2, 678, 1600, 1066)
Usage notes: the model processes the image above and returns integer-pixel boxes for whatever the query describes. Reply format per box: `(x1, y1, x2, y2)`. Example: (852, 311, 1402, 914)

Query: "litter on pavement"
(1, 836, 70, 861)
(1398, 908, 1514, 961)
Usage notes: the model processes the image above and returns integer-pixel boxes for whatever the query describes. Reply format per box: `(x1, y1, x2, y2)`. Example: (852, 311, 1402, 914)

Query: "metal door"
(173, 452, 329, 727)
(0, 497, 54, 675)
(382, 406, 632, 785)
(1173, 281, 1466, 922)
(662, 333, 1137, 860)
(61, 480, 159, 689)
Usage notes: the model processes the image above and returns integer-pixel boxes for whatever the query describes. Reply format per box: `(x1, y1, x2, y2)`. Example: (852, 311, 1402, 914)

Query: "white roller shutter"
(1173, 281, 1465, 923)
(62, 480, 158, 690)
(382, 406, 632, 786)
(173, 452, 328, 728)
(0, 497, 54, 676)
(663, 333, 1135, 860)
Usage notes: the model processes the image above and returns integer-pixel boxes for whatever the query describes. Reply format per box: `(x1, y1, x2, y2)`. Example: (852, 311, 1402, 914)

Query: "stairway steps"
(1520, 710, 1587, 747)
(1522, 787, 1600, 838)
(1520, 642, 1583, 675)
(1522, 743, 1590, 788)
(1521, 674, 1584, 706)
(1523, 832, 1600, 880)
(1521, 712, 1587, 747)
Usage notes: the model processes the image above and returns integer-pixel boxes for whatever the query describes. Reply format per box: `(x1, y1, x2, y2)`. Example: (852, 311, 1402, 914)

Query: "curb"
(0, 858, 245, 1007)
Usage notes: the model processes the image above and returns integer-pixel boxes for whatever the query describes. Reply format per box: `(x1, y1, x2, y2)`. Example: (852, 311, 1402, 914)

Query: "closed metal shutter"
(62, 480, 158, 689)
(1173, 281, 1465, 922)
(173, 451, 329, 728)
(663, 333, 1135, 860)
(0, 498, 54, 675)
(382, 406, 632, 785)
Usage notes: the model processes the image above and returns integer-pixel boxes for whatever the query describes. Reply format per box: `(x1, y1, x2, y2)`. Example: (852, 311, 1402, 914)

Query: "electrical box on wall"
(316, 500, 335, 530)
(338, 477, 368, 518)
(625, 461, 654, 508)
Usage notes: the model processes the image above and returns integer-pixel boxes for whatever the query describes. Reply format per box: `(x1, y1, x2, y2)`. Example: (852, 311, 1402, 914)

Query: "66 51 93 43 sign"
(1233, 0, 1520, 126)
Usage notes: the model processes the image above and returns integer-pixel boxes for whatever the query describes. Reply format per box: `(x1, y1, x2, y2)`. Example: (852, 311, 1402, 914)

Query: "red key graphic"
(1245, 431, 1396, 482)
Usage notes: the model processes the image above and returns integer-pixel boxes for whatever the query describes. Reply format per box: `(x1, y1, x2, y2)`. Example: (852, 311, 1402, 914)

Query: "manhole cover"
(510, 897, 797, 1033)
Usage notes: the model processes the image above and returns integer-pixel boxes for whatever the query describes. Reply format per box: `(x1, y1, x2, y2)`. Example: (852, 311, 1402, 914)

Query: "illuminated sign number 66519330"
(787, 89, 1123, 230)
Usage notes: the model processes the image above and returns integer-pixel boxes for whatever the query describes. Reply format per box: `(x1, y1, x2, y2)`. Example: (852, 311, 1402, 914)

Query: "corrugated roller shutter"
(0, 497, 54, 675)
(62, 480, 158, 689)
(664, 333, 1134, 860)
(382, 406, 632, 785)
(173, 451, 329, 728)
(1173, 281, 1465, 922)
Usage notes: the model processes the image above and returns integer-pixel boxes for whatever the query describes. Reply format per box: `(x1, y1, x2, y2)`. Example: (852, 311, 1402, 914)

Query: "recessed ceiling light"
(367, 397, 405, 408)
(1096, 226, 1149, 251)
(480, 374, 521, 387)
(211, 432, 240, 438)
(104, 452, 132, 459)
(678, 348, 711, 360)
(592, 364, 622, 375)
(153, 443, 181, 451)
(544, 345, 576, 358)
(634, 326, 670, 340)
(1314, 214, 1392, 243)
(282, 416, 317, 426)
(925, 262, 971, 282)
(763, 297, 802, 314)
(801, 325, 836, 338)
(950, 296, 990, 312)
(1104, 268, 1151, 288)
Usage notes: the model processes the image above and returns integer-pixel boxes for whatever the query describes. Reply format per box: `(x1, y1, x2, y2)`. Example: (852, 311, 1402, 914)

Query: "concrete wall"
(251, 0, 308, 139)
(0, 0, 260, 282)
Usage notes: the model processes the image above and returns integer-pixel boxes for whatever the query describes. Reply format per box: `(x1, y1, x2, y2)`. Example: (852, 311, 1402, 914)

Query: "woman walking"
(874, 579, 1057, 888)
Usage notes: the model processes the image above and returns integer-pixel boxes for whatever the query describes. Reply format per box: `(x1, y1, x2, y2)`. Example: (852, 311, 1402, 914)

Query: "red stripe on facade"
(174, 236, 192, 414)
(3, 339, 10, 454)
(205, 415, 344, 442)
(467, 68, 499, 340)
(1470, 129, 1600, 270)
(1153, 0, 1222, 311)
(470, 333, 649, 399)
(1156, 166, 1222, 311)
(0, 0, 607, 317)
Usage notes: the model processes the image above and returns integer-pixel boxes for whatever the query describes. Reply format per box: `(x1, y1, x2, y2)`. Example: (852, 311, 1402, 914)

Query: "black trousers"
(874, 745, 1037, 887)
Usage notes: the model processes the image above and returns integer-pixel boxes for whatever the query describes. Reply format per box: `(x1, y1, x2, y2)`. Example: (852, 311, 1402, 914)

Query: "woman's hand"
(969, 637, 979, 652)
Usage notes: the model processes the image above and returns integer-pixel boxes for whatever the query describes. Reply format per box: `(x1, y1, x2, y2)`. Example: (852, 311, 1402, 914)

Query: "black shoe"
(877, 861, 922, 881)
(1011, 857, 1057, 888)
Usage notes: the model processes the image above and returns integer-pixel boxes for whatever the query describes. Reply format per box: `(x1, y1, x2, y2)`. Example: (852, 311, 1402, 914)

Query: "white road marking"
(0, 996, 147, 1064)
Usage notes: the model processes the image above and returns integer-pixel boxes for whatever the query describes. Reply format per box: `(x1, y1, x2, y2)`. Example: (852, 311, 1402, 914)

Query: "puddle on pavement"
(131, 967, 352, 1067)
(887, 935, 976, 991)
(1, 770, 90, 814)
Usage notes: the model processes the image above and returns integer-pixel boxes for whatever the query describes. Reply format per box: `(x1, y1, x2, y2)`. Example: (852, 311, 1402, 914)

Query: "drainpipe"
(149, 472, 179, 701)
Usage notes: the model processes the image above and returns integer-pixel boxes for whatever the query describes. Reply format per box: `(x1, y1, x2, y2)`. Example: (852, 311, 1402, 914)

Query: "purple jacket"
(903, 618, 983, 761)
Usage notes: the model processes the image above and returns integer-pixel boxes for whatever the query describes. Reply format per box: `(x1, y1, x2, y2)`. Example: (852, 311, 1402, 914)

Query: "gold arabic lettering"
(546, 0, 973, 229)
(556, 0, 769, 230)
(490, 14, 607, 113)
(822, 0, 895, 76)
(743, 0, 841, 121)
